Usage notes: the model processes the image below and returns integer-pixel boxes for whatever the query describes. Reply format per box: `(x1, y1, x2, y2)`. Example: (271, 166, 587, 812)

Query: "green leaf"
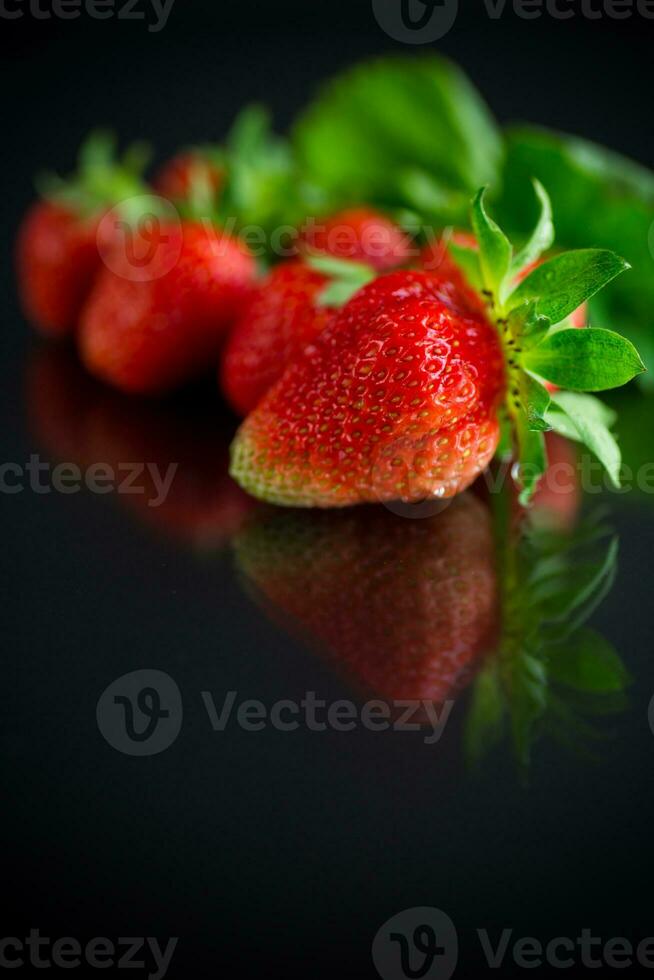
(524, 327, 645, 391)
(533, 537, 618, 630)
(548, 628, 630, 694)
(510, 249, 630, 324)
(499, 125, 654, 381)
(546, 391, 621, 487)
(306, 256, 377, 309)
(522, 374, 551, 431)
(510, 179, 554, 277)
(293, 56, 502, 215)
(515, 425, 547, 506)
(37, 130, 151, 217)
(396, 170, 469, 225)
(508, 651, 549, 769)
(464, 664, 505, 767)
(305, 255, 375, 281)
(471, 187, 512, 298)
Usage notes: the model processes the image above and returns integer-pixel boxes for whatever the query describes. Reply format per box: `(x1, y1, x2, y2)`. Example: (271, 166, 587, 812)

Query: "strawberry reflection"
(235, 480, 628, 769)
(26, 345, 255, 549)
(235, 492, 500, 706)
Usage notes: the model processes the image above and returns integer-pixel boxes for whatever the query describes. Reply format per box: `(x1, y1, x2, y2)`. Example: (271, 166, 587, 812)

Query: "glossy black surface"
(2, 4, 654, 977)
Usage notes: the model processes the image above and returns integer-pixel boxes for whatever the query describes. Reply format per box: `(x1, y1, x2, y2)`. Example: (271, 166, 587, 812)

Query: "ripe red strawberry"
(153, 152, 223, 202)
(16, 201, 103, 337)
(80, 221, 256, 395)
(235, 492, 498, 704)
(221, 211, 414, 417)
(220, 260, 335, 416)
(230, 270, 506, 507)
(16, 132, 151, 338)
(300, 207, 414, 271)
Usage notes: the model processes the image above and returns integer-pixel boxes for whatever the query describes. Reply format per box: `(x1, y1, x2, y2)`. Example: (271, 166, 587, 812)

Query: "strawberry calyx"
(466, 181, 644, 503)
(305, 254, 378, 307)
(37, 130, 153, 223)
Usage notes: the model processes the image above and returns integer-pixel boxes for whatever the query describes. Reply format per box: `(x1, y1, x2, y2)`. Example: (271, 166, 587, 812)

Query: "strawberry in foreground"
(221, 208, 411, 416)
(235, 492, 498, 705)
(231, 182, 644, 508)
(16, 132, 149, 337)
(80, 220, 256, 395)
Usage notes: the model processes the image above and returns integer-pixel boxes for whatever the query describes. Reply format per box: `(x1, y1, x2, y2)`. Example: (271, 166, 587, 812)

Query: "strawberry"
(16, 202, 104, 338)
(16, 132, 150, 338)
(231, 182, 642, 508)
(153, 151, 223, 202)
(79, 220, 256, 395)
(220, 260, 335, 416)
(235, 491, 498, 704)
(300, 207, 414, 271)
(221, 210, 413, 416)
(230, 269, 506, 506)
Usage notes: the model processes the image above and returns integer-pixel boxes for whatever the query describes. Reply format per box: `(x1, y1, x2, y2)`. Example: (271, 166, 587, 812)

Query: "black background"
(2, 1, 654, 977)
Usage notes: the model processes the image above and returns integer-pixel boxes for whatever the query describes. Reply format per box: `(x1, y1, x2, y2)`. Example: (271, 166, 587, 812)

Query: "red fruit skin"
(220, 261, 335, 416)
(80, 221, 256, 395)
(300, 207, 414, 272)
(231, 271, 506, 507)
(152, 152, 223, 201)
(236, 492, 499, 705)
(16, 201, 102, 337)
(27, 346, 255, 549)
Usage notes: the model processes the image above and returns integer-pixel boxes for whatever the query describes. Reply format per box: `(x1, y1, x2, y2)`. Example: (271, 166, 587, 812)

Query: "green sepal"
(547, 628, 631, 694)
(306, 255, 377, 309)
(471, 186, 512, 300)
(524, 327, 645, 391)
(515, 425, 547, 506)
(509, 248, 630, 325)
(37, 129, 152, 218)
(510, 178, 554, 277)
(545, 391, 622, 488)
